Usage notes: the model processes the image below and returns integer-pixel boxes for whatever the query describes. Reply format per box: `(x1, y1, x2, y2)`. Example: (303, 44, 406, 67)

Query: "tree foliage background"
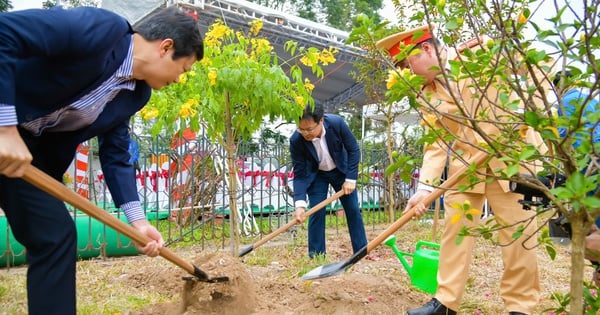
(0, 0, 12, 12)
(41, 0, 100, 8)
(247, 0, 384, 31)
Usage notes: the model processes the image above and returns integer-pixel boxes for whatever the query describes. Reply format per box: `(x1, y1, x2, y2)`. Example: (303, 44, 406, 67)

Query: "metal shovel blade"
(238, 245, 254, 257)
(194, 266, 229, 283)
(301, 247, 367, 280)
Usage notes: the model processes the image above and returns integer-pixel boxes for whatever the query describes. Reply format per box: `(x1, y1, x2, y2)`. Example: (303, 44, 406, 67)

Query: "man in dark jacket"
(0, 6, 203, 314)
(290, 103, 368, 258)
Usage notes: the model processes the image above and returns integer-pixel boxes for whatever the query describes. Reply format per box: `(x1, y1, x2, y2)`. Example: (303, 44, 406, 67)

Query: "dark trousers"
(0, 175, 77, 315)
(306, 168, 367, 257)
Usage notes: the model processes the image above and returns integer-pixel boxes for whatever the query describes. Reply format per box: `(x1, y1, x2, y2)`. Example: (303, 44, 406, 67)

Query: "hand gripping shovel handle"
(301, 151, 488, 280)
(22, 165, 227, 283)
(239, 190, 345, 257)
(367, 151, 488, 252)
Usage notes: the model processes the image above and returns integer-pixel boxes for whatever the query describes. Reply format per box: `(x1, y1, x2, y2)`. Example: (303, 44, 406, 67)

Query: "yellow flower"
(517, 12, 528, 24)
(318, 47, 337, 66)
(205, 20, 233, 47)
(300, 55, 314, 67)
(295, 95, 305, 105)
(386, 70, 399, 90)
(208, 69, 217, 86)
(249, 19, 263, 36)
(450, 213, 462, 224)
(179, 73, 188, 84)
(200, 58, 213, 67)
(518, 125, 529, 138)
(304, 78, 315, 91)
(235, 30, 244, 42)
(186, 98, 199, 107)
(178, 99, 198, 119)
(142, 108, 159, 120)
(251, 38, 273, 55)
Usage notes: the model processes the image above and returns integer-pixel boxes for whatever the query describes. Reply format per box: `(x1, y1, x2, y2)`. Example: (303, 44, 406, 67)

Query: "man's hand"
(342, 181, 356, 195)
(587, 230, 600, 286)
(131, 219, 164, 257)
(404, 189, 432, 218)
(293, 207, 306, 223)
(585, 231, 600, 262)
(0, 126, 32, 177)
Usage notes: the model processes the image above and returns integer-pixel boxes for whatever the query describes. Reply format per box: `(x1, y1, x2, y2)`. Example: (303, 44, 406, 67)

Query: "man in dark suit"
(290, 103, 368, 258)
(0, 6, 203, 314)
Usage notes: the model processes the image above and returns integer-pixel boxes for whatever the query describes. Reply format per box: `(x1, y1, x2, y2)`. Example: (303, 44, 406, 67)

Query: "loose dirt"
(124, 242, 423, 315)
(114, 226, 576, 315)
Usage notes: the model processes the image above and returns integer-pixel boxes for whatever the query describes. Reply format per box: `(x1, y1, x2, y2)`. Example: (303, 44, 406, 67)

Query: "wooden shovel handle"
(22, 165, 197, 276)
(252, 190, 345, 249)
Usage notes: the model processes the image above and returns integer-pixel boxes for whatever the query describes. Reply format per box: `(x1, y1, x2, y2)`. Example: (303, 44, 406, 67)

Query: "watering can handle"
(416, 240, 441, 251)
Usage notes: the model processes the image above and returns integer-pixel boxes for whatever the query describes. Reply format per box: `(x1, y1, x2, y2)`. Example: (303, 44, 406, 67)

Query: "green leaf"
(545, 244, 557, 260)
(505, 163, 520, 178)
(519, 149, 535, 160)
(524, 111, 540, 128)
(511, 225, 524, 239)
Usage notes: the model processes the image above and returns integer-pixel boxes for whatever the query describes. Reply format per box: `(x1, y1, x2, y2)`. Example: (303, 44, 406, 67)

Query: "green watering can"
(384, 234, 440, 294)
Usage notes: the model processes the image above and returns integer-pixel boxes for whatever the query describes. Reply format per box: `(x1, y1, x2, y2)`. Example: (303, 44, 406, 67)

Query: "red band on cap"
(388, 31, 433, 58)
(183, 9, 198, 21)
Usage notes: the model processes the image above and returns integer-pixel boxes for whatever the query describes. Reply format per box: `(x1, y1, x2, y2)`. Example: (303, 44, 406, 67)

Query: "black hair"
(300, 103, 324, 123)
(134, 7, 204, 61)
(553, 70, 573, 87)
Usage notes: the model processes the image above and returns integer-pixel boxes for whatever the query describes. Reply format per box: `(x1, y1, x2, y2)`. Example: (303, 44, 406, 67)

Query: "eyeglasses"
(395, 59, 411, 70)
(297, 121, 321, 135)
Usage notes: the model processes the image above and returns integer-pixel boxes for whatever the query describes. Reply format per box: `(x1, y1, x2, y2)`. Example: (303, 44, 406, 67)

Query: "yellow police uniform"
(377, 26, 546, 314)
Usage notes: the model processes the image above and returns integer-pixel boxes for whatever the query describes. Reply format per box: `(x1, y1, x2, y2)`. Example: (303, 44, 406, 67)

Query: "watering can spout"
(383, 235, 414, 276)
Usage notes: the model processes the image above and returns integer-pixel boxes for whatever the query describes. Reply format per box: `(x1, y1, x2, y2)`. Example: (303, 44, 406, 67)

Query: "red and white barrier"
(75, 144, 89, 198)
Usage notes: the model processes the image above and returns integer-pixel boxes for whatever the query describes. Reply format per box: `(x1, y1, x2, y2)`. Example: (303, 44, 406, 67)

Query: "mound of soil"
(125, 232, 424, 315)
(117, 227, 574, 315)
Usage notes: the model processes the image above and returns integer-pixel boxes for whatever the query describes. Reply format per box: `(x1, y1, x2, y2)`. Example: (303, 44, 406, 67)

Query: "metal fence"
(0, 131, 417, 267)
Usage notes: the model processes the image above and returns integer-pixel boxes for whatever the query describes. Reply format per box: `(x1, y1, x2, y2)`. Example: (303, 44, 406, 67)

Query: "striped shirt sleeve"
(0, 104, 18, 126)
(120, 200, 146, 223)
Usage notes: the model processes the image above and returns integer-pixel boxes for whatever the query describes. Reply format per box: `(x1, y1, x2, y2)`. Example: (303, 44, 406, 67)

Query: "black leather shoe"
(407, 298, 457, 315)
(509, 313, 527, 315)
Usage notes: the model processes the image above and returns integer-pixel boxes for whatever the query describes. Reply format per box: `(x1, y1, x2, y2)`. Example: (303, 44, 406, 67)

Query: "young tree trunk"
(385, 116, 396, 223)
(569, 210, 591, 314)
(224, 91, 240, 256)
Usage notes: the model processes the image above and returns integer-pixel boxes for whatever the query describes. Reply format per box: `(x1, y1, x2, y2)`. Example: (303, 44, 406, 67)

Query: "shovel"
(301, 152, 488, 280)
(22, 165, 228, 283)
(239, 190, 344, 257)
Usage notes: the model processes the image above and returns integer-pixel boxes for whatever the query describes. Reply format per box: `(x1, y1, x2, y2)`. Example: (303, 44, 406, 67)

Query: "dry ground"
(0, 218, 586, 315)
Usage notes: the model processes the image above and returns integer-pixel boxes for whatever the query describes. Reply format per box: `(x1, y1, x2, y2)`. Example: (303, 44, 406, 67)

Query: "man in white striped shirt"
(0, 6, 203, 314)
